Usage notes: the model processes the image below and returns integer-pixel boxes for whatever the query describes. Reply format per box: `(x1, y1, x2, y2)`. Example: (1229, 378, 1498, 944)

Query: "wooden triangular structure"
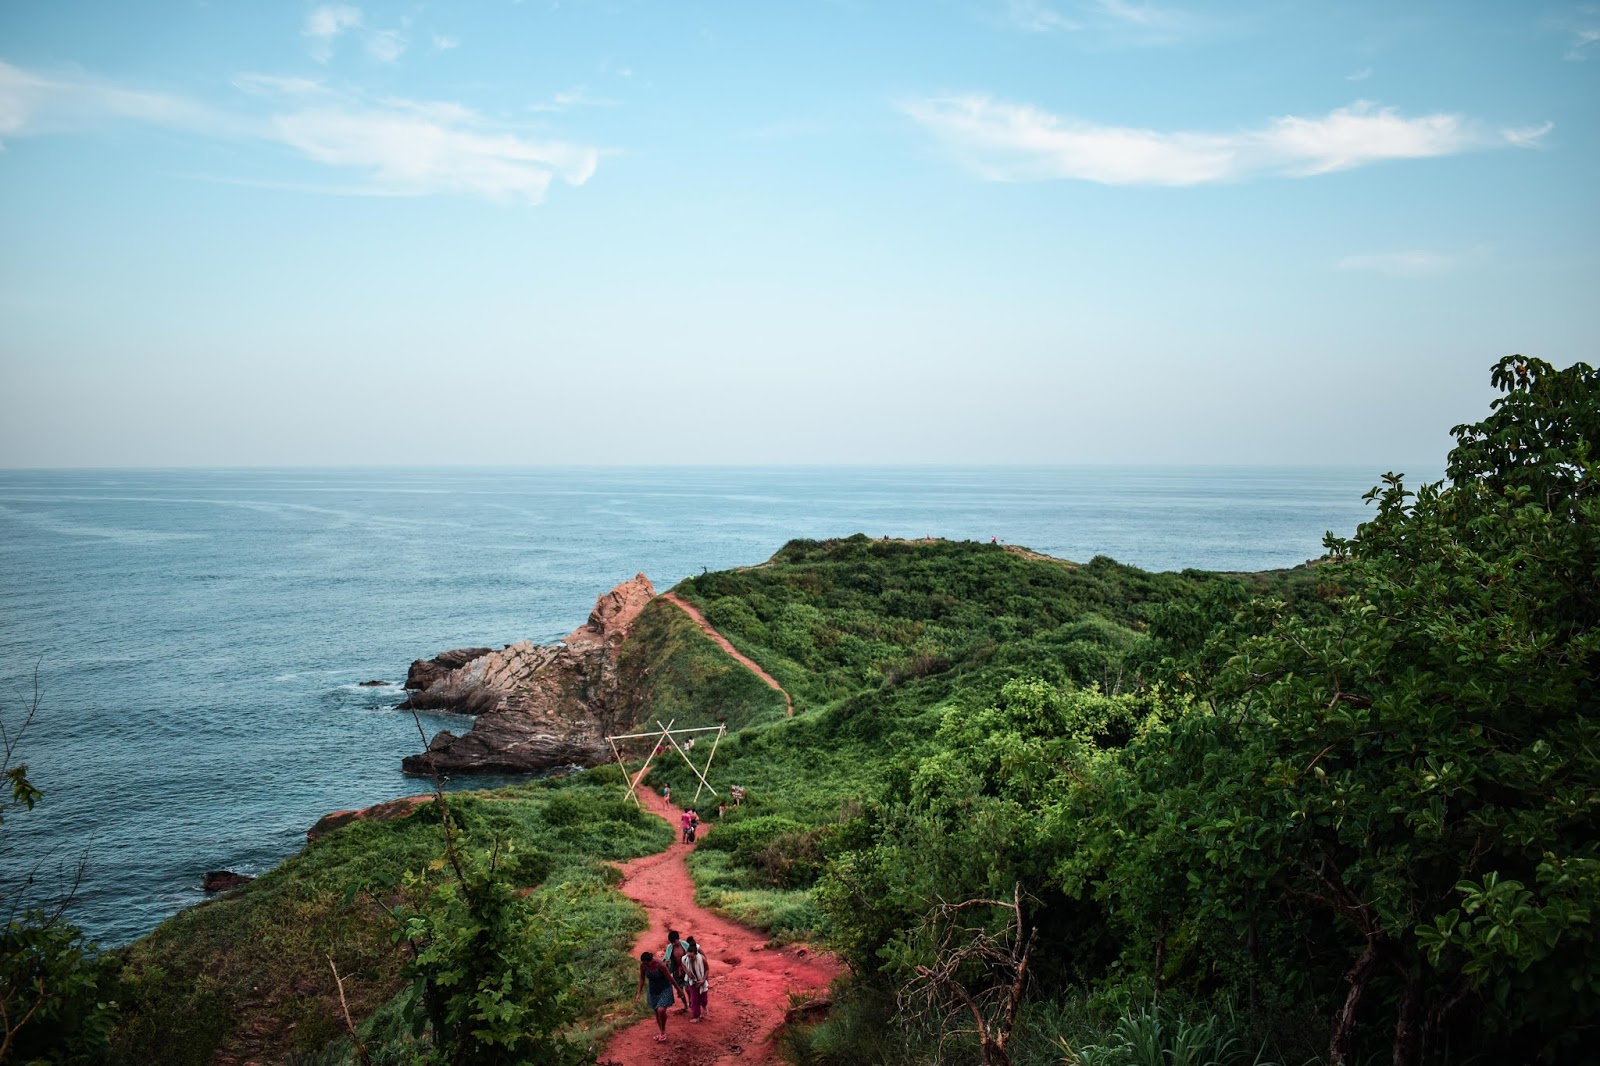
(607, 720, 726, 807)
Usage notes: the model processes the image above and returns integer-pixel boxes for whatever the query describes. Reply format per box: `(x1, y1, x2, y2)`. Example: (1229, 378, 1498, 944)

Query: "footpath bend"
(658, 593, 794, 716)
(598, 786, 840, 1066)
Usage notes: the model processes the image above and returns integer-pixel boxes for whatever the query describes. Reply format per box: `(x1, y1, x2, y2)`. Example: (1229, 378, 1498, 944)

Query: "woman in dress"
(635, 951, 675, 1043)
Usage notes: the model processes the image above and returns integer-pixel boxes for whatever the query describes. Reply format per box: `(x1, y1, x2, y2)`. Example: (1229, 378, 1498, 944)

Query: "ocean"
(0, 465, 1435, 946)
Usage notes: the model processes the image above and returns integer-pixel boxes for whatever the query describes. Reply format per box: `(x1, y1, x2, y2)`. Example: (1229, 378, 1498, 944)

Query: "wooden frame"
(606, 721, 727, 807)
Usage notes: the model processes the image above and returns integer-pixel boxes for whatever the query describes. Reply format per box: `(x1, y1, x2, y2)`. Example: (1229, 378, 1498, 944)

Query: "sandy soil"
(598, 786, 840, 1065)
(659, 592, 794, 716)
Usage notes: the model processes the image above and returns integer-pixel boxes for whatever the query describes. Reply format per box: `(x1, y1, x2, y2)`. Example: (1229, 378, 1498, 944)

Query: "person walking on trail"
(680, 807, 695, 843)
(664, 929, 691, 1011)
(635, 951, 675, 1043)
(662, 784, 670, 805)
(683, 936, 710, 1021)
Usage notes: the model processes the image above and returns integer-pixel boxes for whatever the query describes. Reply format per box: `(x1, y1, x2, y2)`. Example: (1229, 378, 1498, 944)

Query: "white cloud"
(1004, 0, 1080, 33)
(902, 96, 1551, 185)
(0, 60, 599, 203)
(431, 33, 461, 51)
(1094, 0, 1169, 27)
(1567, 26, 1600, 59)
(0, 60, 224, 145)
(1346, 66, 1373, 82)
(302, 5, 409, 64)
(304, 4, 362, 62)
(269, 106, 591, 201)
(527, 86, 618, 112)
(995, 0, 1198, 39)
(1336, 250, 1459, 278)
(232, 73, 331, 99)
(366, 28, 408, 63)
(1502, 121, 1554, 148)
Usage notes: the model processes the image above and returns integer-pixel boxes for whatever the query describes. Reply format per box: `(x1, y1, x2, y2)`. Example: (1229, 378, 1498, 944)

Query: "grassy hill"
(98, 345, 1597, 1066)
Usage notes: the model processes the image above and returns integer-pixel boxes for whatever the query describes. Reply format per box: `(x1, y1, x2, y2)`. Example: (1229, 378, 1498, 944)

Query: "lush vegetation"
(656, 357, 1598, 1065)
(109, 774, 670, 1065)
(15, 355, 1592, 1066)
(614, 596, 791, 734)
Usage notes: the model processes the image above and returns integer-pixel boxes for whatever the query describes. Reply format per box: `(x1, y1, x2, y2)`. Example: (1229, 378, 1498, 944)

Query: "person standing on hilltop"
(635, 951, 675, 1043)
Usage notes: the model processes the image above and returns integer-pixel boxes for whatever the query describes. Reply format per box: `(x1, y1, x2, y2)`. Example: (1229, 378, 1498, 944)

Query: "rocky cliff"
(399, 573, 656, 775)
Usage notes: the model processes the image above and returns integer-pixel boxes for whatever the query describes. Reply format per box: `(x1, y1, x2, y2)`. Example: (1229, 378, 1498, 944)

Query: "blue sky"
(1, 1, 1595, 468)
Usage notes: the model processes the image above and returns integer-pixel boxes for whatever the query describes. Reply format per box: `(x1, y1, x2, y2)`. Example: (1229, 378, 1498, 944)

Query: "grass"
(634, 538, 1272, 943)
(109, 772, 672, 1065)
(685, 848, 821, 942)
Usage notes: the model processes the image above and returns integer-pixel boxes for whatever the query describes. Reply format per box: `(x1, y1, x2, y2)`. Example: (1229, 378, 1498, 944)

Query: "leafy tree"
(389, 836, 584, 1066)
(816, 356, 1597, 1065)
(1166, 356, 1599, 1063)
(378, 732, 586, 1066)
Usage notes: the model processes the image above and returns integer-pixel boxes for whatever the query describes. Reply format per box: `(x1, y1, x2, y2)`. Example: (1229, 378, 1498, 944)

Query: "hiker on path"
(635, 951, 675, 1043)
(664, 929, 691, 1010)
(662, 784, 671, 805)
(680, 807, 695, 843)
(683, 936, 710, 1021)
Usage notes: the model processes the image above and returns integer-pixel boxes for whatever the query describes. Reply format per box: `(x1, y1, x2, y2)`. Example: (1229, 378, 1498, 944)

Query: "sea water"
(0, 465, 1438, 945)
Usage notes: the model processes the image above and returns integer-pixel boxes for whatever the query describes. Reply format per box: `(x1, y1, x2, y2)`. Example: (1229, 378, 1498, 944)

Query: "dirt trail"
(599, 786, 839, 1065)
(660, 592, 794, 716)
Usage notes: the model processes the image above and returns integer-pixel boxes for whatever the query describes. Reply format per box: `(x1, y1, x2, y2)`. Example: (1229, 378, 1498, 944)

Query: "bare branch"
(328, 955, 373, 1066)
(898, 883, 1041, 1066)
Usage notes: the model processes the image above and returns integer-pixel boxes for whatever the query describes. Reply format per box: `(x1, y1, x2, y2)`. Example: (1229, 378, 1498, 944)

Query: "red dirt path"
(659, 592, 794, 716)
(599, 786, 840, 1065)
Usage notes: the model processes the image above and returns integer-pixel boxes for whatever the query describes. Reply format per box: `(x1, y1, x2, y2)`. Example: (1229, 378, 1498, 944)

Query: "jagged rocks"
(403, 647, 492, 693)
(400, 574, 655, 776)
(402, 723, 604, 777)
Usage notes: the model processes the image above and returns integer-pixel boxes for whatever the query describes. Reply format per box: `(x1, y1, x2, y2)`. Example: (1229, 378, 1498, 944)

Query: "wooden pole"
(693, 725, 725, 806)
(656, 718, 719, 802)
(622, 718, 674, 806)
(608, 737, 635, 805)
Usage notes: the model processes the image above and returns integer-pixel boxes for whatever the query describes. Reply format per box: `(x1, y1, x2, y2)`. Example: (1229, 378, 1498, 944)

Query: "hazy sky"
(1, 1, 1595, 468)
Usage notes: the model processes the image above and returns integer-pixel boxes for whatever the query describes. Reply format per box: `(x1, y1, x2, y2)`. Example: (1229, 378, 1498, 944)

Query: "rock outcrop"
(401, 647, 493, 696)
(400, 574, 656, 776)
(306, 795, 433, 842)
(202, 870, 254, 892)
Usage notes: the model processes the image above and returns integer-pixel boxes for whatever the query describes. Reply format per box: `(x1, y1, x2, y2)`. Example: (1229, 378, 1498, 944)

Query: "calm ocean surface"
(0, 466, 1436, 945)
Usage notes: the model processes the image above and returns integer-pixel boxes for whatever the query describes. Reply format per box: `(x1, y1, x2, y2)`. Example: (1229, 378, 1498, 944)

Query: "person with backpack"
(663, 929, 691, 1010)
(635, 951, 675, 1043)
(683, 936, 710, 1021)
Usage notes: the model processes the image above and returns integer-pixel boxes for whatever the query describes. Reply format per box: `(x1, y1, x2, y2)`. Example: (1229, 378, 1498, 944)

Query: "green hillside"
(13, 357, 1593, 1066)
(647, 356, 1599, 1066)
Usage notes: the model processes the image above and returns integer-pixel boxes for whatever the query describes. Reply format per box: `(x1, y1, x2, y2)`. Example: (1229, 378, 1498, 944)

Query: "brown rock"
(403, 647, 493, 692)
(399, 575, 656, 776)
(306, 794, 432, 842)
(202, 870, 254, 892)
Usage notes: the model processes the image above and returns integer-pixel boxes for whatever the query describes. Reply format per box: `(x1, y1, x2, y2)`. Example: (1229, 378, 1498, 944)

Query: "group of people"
(635, 929, 712, 1042)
